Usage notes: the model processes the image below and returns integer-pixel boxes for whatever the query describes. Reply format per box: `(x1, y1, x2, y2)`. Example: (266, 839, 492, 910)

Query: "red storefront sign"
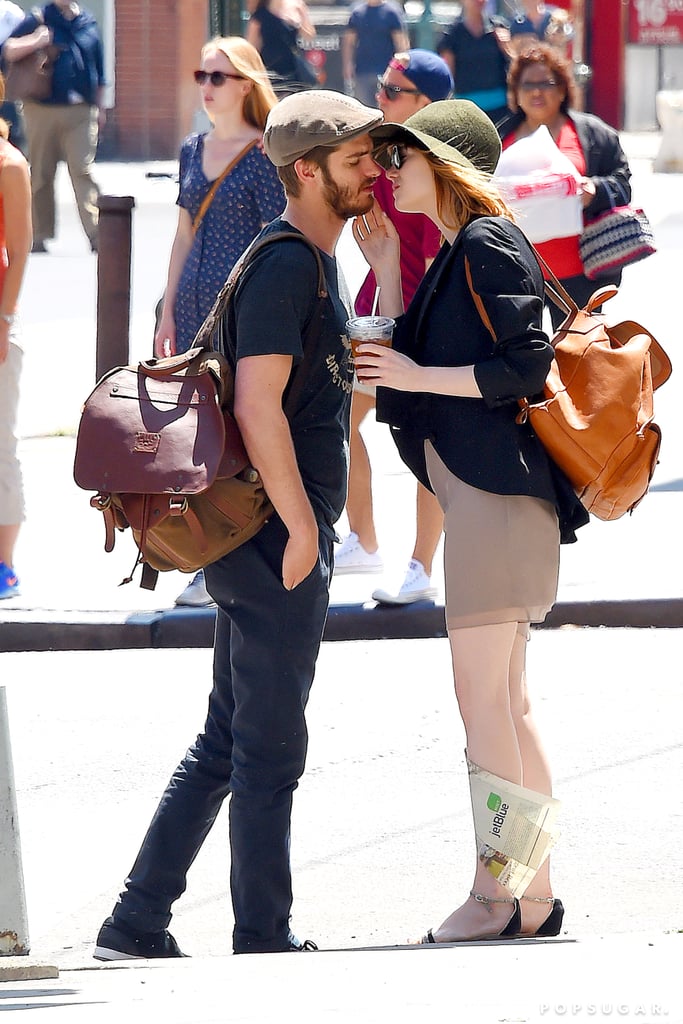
(629, 1, 683, 45)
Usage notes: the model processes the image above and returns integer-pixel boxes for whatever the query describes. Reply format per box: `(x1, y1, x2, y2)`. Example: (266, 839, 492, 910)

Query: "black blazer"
(570, 110, 632, 214)
(376, 215, 589, 542)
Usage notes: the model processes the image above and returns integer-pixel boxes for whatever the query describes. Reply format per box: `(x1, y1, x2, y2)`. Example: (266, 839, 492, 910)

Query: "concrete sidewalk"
(1, 630, 682, 1017)
(1, 933, 680, 1022)
(0, 131, 681, 649)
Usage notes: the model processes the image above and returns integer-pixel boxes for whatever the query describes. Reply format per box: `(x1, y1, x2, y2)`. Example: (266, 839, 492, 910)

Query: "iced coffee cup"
(346, 315, 395, 383)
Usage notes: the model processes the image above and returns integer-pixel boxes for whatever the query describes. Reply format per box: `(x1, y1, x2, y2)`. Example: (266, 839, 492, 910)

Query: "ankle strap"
(470, 890, 515, 905)
(521, 895, 554, 903)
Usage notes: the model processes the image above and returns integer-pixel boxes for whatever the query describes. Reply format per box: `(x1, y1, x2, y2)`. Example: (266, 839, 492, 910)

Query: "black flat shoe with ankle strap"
(517, 895, 565, 937)
(419, 890, 522, 944)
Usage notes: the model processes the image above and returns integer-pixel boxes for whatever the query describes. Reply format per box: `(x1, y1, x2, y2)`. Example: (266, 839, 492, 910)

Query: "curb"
(0, 599, 682, 652)
(0, 961, 59, 983)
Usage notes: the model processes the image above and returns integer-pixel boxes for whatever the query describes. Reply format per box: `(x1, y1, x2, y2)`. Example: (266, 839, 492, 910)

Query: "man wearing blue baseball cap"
(335, 50, 454, 607)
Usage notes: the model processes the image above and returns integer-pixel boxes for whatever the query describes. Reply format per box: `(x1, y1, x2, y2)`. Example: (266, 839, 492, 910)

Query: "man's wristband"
(0, 313, 16, 325)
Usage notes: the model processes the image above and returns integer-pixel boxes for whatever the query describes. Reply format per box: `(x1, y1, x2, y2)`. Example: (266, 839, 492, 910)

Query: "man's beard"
(320, 165, 375, 219)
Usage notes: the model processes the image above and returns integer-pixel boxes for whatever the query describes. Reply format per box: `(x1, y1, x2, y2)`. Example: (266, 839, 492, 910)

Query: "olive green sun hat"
(371, 99, 501, 175)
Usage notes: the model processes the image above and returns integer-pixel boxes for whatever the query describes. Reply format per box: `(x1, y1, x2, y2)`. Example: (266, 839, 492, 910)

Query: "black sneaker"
(289, 935, 318, 951)
(93, 916, 187, 961)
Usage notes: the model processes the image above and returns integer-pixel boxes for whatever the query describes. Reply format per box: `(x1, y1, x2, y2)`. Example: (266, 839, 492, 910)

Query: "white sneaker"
(175, 569, 216, 607)
(333, 532, 384, 574)
(372, 559, 437, 605)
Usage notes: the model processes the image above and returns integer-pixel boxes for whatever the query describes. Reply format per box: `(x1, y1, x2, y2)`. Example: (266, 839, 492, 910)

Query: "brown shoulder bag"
(4, 10, 59, 103)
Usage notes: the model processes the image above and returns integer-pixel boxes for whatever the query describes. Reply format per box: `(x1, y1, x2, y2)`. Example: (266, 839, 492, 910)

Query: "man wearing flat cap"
(95, 91, 383, 961)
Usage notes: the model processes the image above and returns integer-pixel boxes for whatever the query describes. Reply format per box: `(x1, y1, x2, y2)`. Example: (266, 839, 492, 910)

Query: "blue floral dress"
(174, 133, 286, 352)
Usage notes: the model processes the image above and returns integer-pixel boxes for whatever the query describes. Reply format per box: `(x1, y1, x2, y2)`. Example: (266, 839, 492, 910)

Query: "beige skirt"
(425, 441, 560, 629)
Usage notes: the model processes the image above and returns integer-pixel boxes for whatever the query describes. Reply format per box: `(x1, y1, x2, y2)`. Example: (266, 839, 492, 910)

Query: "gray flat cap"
(264, 90, 384, 167)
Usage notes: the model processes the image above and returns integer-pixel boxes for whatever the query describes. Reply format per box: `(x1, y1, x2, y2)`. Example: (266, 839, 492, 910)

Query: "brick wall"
(105, 0, 209, 159)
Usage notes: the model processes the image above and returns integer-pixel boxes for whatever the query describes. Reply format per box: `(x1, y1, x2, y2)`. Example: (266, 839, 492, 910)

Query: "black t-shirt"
(436, 16, 509, 106)
(230, 219, 354, 531)
(250, 7, 298, 80)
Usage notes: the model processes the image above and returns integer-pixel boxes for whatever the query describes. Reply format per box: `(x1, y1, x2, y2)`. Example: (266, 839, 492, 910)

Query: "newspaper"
(494, 124, 583, 243)
(468, 760, 561, 897)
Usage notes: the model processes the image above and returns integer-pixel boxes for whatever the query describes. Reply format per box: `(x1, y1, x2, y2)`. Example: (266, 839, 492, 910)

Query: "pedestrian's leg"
(63, 104, 100, 248)
(208, 518, 331, 952)
(507, 622, 558, 933)
(22, 101, 59, 244)
(0, 342, 24, 571)
(346, 389, 379, 553)
(112, 612, 237, 933)
(428, 621, 523, 942)
(411, 482, 443, 577)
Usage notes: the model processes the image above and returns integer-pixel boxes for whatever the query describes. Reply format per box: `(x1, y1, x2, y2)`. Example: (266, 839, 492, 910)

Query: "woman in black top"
(246, 0, 316, 96)
(353, 99, 587, 943)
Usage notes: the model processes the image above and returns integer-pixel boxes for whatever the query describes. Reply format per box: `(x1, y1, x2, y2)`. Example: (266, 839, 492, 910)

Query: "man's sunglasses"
(194, 70, 244, 86)
(376, 76, 421, 101)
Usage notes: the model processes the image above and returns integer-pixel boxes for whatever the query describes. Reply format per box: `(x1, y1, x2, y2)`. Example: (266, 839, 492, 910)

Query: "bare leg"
(346, 390, 379, 553)
(429, 620, 558, 941)
(0, 343, 23, 575)
(0, 524, 20, 568)
(430, 621, 522, 941)
(508, 623, 556, 933)
(411, 483, 443, 577)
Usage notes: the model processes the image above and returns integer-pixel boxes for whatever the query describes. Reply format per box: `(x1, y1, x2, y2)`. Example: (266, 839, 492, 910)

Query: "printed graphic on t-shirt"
(327, 334, 354, 395)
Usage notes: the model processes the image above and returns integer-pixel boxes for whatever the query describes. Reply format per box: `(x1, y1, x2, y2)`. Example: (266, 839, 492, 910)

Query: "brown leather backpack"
(466, 257, 672, 521)
(74, 232, 328, 588)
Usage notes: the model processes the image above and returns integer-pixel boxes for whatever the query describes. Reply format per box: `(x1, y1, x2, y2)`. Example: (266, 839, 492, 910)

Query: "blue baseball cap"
(388, 49, 453, 103)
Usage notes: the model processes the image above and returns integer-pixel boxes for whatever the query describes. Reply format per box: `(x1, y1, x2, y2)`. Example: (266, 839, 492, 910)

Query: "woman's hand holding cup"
(346, 315, 394, 383)
(354, 340, 423, 391)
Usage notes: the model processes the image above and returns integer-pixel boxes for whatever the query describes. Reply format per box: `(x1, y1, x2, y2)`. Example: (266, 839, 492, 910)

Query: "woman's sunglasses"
(518, 79, 559, 93)
(194, 70, 244, 87)
(376, 76, 421, 101)
(387, 144, 407, 170)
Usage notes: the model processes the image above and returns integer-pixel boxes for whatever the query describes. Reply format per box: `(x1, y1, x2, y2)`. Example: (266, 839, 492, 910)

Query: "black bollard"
(95, 195, 136, 381)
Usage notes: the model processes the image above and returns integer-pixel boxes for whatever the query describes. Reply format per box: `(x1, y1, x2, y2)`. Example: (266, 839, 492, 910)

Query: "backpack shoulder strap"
(464, 256, 497, 343)
(193, 230, 327, 354)
(192, 231, 330, 418)
(529, 246, 577, 319)
(465, 247, 577, 341)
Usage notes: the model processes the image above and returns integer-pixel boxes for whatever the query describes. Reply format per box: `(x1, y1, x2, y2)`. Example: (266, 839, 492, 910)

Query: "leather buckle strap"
(91, 493, 116, 553)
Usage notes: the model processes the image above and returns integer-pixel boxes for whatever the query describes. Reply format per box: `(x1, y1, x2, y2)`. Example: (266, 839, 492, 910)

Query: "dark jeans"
(113, 515, 333, 953)
(546, 270, 622, 331)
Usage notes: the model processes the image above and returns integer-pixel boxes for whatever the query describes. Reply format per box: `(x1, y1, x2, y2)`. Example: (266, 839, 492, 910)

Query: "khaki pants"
(23, 101, 100, 246)
(0, 341, 25, 526)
